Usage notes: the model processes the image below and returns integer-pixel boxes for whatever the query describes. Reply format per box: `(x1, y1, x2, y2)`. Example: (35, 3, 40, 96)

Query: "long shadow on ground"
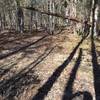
(62, 48, 82, 100)
(0, 44, 49, 80)
(0, 62, 17, 79)
(0, 35, 47, 60)
(0, 47, 54, 100)
(0, 32, 37, 45)
(32, 37, 86, 100)
(63, 48, 92, 100)
(91, 38, 100, 100)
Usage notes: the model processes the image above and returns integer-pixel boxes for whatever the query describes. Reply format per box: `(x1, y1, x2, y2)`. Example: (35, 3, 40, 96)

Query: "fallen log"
(22, 7, 81, 23)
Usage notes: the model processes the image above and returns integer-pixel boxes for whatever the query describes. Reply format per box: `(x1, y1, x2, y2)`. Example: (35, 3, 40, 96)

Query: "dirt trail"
(0, 30, 100, 100)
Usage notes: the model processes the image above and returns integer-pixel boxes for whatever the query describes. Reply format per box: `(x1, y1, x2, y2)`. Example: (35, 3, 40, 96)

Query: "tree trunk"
(91, 0, 98, 38)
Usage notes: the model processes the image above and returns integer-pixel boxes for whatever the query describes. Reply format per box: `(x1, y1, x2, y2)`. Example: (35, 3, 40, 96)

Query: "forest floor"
(0, 28, 100, 100)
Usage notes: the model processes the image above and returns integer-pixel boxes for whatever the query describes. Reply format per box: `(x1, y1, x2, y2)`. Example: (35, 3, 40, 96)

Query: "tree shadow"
(0, 62, 17, 79)
(0, 70, 40, 100)
(21, 43, 50, 58)
(0, 35, 47, 60)
(0, 51, 30, 80)
(32, 37, 86, 100)
(62, 48, 82, 100)
(0, 47, 54, 100)
(0, 30, 46, 46)
(0, 32, 28, 45)
(91, 38, 100, 100)
(62, 48, 93, 100)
